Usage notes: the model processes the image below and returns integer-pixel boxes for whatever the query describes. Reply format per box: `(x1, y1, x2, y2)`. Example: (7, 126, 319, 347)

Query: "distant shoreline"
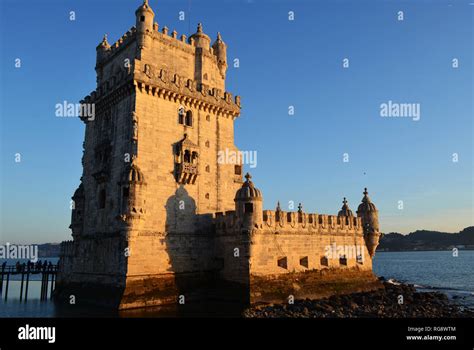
(377, 248, 474, 252)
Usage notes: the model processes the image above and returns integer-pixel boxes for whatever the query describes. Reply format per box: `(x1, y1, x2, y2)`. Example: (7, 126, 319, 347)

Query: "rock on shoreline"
(243, 280, 474, 318)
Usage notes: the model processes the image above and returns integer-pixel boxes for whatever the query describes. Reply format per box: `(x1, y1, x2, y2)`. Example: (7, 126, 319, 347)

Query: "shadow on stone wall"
(163, 185, 247, 316)
(54, 234, 129, 311)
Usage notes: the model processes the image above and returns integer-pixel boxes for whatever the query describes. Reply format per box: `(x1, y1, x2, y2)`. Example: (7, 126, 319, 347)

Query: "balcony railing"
(180, 162, 198, 175)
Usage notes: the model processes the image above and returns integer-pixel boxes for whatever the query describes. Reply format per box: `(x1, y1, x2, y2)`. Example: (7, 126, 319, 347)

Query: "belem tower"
(56, 1, 382, 310)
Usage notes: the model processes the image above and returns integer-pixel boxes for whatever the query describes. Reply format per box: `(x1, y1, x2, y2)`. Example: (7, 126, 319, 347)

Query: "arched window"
(184, 150, 191, 163)
(178, 107, 185, 124)
(185, 111, 193, 127)
(191, 151, 198, 164)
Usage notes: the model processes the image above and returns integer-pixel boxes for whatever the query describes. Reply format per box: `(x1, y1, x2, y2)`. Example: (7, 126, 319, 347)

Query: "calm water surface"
(1, 251, 472, 316)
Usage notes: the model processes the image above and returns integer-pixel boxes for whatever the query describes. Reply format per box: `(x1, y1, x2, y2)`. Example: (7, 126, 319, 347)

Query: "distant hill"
(377, 226, 474, 251)
(38, 243, 61, 257)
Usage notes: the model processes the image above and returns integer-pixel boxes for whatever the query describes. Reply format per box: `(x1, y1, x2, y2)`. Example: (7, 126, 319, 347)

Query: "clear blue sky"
(0, 0, 472, 244)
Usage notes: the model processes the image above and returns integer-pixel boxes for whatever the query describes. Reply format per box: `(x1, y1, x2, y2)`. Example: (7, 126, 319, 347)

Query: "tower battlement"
(81, 64, 241, 119)
(215, 210, 363, 234)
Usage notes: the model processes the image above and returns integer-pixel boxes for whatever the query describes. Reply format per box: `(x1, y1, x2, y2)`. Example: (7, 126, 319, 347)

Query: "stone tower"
(57, 1, 383, 310)
(234, 173, 263, 231)
(57, 0, 243, 309)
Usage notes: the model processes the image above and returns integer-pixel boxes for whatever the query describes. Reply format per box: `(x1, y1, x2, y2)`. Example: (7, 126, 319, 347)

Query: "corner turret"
(356, 188, 380, 257)
(212, 32, 227, 78)
(338, 197, 354, 217)
(135, 0, 155, 52)
(118, 162, 147, 225)
(69, 183, 85, 237)
(234, 173, 263, 230)
(96, 34, 110, 62)
(189, 23, 211, 50)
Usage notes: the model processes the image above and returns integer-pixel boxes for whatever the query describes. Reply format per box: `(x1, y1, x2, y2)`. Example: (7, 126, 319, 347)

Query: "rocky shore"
(244, 279, 474, 318)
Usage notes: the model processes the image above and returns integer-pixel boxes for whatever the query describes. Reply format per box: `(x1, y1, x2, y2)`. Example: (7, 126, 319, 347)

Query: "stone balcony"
(176, 162, 198, 184)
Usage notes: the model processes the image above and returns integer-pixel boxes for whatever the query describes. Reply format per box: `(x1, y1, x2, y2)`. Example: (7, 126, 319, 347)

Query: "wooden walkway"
(0, 262, 58, 302)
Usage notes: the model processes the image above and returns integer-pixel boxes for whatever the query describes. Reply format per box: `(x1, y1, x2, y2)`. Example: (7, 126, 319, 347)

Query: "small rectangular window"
(300, 256, 309, 268)
(185, 111, 193, 127)
(140, 16, 145, 22)
(277, 257, 288, 269)
(244, 203, 253, 213)
(320, 256, 329, 267)
(234, 165, 242, 175)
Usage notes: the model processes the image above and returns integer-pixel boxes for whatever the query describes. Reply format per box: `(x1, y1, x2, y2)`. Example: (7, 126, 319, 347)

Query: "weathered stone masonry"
(56, 1, 382, 310)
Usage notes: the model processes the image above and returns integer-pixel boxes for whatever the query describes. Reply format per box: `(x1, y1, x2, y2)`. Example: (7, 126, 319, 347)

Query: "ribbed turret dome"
(212, 32, 225, 49)
(135, 0, 154, 16)
(121, 163, 145, 184)
(235, 173, 262, 201)
(357, 188, 377, 212)
(189, 23, 211, 48)
(338, 197, 354, 217)
(97, 34, 110, 50)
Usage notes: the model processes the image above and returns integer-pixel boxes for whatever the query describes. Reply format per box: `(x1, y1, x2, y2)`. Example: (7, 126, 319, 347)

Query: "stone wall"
(249, 230, 372, 276)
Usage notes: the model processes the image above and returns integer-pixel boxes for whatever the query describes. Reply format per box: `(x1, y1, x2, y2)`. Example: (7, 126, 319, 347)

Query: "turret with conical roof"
(212, 32, 228, 78)
(356, 188, 380, 257)
(96, 34, 110, 62)
(135, 0, 155, 51)
(189, 23, 211, 50)
(118, 162, 147, 222)
(235, 173, 263, 230)
(338, 197, 354, 217)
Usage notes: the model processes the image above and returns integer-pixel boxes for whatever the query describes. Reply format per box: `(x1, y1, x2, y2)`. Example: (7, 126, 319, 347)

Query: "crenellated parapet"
(215, 209, 363, 236)
(96, 27, 138, 68)
(215, 173, 377, 248)
(82, 52, 240, 124)
(214, 210, 238, 230)
(133, 61, 240, 117)
(262, 210, 363, 232)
